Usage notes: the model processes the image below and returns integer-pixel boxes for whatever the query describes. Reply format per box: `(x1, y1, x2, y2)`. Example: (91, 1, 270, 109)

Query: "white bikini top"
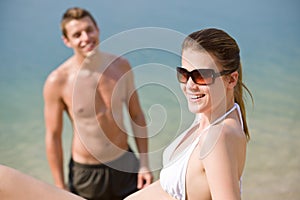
(160, 103, 244, 200)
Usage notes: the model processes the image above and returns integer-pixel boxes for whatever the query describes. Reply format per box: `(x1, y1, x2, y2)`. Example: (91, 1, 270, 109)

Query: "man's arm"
(128, 90, 153, 189)
(43, 73, 66, 190)
(124, 60, 153, 189)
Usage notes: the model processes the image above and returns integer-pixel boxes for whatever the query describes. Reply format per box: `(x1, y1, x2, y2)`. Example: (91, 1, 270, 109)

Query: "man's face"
(63, 16, 100, 57)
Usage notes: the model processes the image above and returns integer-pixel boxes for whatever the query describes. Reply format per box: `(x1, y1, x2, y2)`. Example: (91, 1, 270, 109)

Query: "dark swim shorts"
(68, 148, 139, 200)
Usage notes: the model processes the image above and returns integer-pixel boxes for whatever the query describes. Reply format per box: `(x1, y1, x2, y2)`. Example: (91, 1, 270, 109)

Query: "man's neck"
(74, 49, 102, 70)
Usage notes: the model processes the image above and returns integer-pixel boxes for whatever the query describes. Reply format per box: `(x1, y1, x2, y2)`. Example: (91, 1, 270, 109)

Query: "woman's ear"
(62, 36, 72, 48)
(227, 71, 239, 89)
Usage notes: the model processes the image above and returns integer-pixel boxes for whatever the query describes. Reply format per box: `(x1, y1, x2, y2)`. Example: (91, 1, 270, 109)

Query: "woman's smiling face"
(180, 49, 227, 114)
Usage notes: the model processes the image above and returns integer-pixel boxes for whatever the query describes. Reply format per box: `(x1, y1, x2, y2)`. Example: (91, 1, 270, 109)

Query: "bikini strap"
(234, 103, 244, 130)
(210, 104, 238, 127)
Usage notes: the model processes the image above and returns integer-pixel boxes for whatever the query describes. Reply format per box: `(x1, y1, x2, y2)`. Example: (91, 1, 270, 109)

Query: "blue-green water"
(1, 0, 300, 199)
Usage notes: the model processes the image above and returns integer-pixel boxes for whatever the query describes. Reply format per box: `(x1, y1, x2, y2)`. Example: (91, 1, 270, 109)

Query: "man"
(43, 7, 152, 200)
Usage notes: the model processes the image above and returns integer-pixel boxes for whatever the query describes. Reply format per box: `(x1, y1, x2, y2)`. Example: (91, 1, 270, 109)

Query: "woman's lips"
(188, 93, 206, 102)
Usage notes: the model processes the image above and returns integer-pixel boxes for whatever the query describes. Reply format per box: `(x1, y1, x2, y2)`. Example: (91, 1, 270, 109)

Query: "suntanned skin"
(0, 165, 84, 200)
(126, 50, 246, 200)
(44, 16, 152, 190)
(180, 50, 246, 200)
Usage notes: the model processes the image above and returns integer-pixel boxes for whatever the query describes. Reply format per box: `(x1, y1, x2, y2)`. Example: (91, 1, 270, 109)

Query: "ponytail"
(182, 28, 253, 140)
(235, 64, 253, 141)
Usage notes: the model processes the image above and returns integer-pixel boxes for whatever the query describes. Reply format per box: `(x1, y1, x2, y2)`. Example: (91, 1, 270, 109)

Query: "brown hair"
(182, 28, 253, 140)
(61, 7, 98, 38)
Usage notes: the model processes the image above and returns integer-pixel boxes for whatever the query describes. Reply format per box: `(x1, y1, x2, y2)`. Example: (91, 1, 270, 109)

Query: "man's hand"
(137, 167, 153, 189)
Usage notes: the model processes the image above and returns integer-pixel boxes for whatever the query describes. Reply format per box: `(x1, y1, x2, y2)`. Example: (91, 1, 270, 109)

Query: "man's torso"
(55, 52, 134, 164)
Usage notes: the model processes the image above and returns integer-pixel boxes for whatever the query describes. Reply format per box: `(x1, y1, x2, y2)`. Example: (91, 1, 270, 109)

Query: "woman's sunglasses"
(176, 67, 236, 85)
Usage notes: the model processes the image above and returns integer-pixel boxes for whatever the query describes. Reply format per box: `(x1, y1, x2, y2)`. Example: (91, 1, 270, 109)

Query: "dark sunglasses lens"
(176, 67, 215, 85)
(192, 69, 214, 85)
(177, 68, 188, 83)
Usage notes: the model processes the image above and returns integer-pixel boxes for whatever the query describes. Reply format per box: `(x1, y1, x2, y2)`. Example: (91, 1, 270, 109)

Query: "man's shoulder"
(103, 52, 131, 70)
(44, 59, 73, 87)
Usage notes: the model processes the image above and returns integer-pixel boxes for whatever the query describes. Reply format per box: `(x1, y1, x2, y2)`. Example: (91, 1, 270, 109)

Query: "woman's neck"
(200, 99, 235, 130)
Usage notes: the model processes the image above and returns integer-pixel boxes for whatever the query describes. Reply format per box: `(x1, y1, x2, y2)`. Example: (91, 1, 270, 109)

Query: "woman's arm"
(0, 165, 84, 200)
(125, 180, 176, 200)
(202, 127, 244, 200)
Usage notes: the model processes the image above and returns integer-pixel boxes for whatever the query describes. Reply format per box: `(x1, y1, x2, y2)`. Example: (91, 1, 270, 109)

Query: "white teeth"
(82, 43, 95, 50)
(191, 94, 205, 99)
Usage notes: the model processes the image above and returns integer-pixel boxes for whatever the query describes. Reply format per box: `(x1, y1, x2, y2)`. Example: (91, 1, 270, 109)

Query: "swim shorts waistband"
(70, 147, 135, 169)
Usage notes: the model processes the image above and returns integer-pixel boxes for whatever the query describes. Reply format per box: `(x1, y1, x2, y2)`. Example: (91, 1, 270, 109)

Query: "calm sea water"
(1, 0, 300, 199)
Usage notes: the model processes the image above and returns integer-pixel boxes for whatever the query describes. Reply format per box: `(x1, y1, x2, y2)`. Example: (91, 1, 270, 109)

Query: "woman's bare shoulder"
(199, 117, 246, 160)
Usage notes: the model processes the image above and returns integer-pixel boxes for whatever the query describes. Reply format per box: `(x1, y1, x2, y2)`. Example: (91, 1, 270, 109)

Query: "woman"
(0, 165, 85, 200)
(126, 28, 252, 200)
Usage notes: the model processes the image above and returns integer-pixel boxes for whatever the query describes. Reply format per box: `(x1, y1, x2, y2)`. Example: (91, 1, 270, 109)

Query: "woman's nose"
(186, 76, 198, 89)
